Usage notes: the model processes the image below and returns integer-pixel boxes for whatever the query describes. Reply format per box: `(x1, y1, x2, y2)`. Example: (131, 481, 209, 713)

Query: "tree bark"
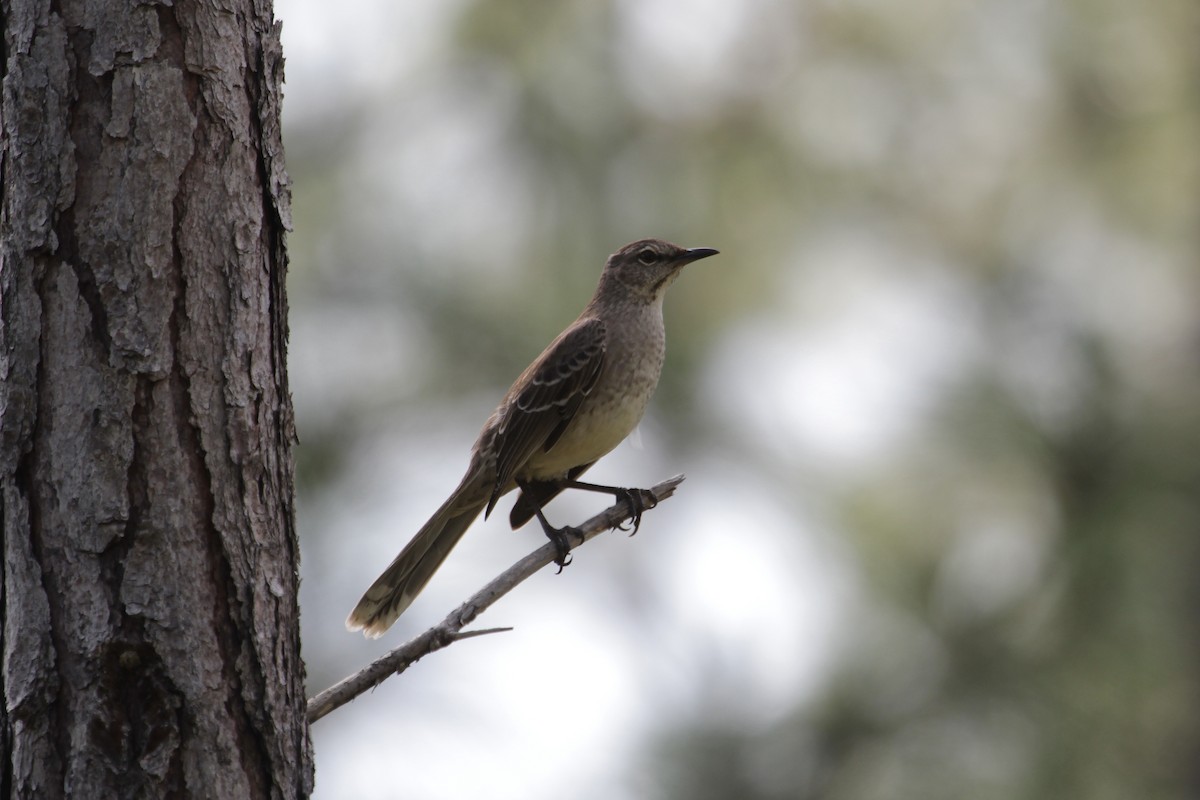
(1, 0, 311, 797)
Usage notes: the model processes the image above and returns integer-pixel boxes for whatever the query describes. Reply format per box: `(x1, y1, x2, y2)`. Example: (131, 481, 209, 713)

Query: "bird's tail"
(346, 478, 489, 638)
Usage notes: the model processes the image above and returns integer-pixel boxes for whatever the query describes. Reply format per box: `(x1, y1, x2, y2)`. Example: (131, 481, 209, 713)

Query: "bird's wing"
(486, 317, 606, 516)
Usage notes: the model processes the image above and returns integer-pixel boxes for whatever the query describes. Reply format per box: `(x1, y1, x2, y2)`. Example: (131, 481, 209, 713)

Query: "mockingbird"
(347, 238, 719, 637)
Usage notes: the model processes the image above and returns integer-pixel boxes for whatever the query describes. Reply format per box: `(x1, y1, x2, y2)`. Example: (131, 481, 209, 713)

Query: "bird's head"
(602, 239, 719, 303)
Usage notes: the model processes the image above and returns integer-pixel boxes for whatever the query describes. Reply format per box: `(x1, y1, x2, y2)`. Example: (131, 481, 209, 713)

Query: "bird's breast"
(521, 310, 666, 479)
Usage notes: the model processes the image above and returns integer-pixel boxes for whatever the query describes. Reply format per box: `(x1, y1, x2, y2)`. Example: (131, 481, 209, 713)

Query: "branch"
(306, 474, 685, 724)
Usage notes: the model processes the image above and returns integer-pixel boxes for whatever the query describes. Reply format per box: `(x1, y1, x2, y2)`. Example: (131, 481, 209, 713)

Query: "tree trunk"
(1, 0, 311, 797)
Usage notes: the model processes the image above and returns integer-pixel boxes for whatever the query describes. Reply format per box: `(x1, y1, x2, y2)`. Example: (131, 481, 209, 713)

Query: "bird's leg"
(537, 508, 575, 573)
(517, 480, 576, 572)
(562, 480, 658, 535)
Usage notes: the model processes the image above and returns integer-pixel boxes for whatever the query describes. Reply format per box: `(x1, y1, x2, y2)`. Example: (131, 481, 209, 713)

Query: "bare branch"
(306, 474, 685, 724)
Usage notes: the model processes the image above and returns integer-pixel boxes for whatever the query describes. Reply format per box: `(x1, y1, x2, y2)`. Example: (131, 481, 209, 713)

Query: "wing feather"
(485, 317, 606, 515)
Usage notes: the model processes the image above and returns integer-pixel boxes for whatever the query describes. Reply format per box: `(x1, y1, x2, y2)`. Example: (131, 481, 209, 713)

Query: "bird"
(346, 238, 719, 637)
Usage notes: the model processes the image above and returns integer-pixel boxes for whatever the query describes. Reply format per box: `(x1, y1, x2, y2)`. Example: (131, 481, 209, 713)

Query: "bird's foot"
(544, 525, 577, 573)
(615, 488, 659, 536)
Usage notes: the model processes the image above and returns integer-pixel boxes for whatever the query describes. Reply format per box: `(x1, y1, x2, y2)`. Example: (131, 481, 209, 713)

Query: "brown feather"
(486, 318, 606, 515)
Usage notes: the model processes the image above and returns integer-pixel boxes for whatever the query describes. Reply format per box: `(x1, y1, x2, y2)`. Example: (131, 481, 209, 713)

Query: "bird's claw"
(615, 488, 658, 536)
(546, 526, 577, 573)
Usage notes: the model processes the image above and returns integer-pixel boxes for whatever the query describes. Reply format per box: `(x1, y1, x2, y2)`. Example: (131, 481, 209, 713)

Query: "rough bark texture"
(0, 0, 311, 797)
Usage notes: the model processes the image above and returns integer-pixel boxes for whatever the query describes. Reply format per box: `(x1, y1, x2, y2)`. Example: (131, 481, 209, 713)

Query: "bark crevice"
(2, 0, 310, 794)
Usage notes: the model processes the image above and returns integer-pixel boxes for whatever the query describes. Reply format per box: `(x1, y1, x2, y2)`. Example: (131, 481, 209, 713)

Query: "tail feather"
(346, 485, 488, 638)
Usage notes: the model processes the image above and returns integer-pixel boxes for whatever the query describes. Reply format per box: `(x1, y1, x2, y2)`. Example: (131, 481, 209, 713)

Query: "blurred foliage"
(645, 340, 1200, 799)
(283, 0, 1199, 796)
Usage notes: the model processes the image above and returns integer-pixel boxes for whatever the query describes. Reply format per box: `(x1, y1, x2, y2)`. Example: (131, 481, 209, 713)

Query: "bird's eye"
(637, 249, 659, 265)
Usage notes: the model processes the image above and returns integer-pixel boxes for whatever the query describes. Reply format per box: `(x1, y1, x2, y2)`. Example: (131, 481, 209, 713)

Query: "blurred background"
(277, 0, 1199, 797)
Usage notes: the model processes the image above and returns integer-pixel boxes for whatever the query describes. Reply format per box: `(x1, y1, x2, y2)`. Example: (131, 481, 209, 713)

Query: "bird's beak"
(679, 247, 719, 264)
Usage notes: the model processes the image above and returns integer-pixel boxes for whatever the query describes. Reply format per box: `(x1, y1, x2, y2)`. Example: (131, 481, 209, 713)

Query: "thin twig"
(306, 474, 685, 724)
